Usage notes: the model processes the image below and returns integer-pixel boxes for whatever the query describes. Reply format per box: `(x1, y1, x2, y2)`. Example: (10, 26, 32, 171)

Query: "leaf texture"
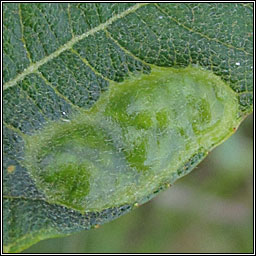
(3, 3, 253, 252)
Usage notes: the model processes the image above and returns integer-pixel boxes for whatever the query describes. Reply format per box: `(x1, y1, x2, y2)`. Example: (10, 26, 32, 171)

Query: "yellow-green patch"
(24, 65, 241, 213)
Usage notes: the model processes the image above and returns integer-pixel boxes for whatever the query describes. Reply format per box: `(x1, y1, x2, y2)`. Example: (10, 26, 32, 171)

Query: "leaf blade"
(3, 3, 253, 252)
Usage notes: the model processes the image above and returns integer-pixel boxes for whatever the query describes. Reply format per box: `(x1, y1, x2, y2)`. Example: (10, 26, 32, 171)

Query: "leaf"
(3, 3, 253, 253)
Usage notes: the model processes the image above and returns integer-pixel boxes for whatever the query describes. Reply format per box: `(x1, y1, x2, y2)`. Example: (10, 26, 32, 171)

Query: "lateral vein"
(3, 3, 148, 91)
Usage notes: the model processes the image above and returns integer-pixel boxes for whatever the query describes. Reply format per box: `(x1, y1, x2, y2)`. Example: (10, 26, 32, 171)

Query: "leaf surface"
(3, 3, 253, 253)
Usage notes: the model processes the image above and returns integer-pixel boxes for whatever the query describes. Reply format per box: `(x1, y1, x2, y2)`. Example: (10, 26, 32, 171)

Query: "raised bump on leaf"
(24, 65, 240, 212)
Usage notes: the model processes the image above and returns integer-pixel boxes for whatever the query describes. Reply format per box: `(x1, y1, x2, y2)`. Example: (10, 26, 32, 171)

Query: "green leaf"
(3, 3, 253, 253)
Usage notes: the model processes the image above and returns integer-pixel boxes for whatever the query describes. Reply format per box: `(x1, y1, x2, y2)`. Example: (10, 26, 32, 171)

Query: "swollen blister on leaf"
(3, 3, 252, 253)
(24, 66, 240, 213)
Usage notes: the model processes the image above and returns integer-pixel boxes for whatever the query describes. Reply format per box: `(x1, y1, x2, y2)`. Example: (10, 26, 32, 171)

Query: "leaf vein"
(3, 195, 48, 204)
(3, 121, 27, 139)
(34, 4, 60, 46)
(154, 3, 252, 56)
(37, 71, 84, 111)
(19, 84, 51, 122)
(18, 4, 32, 63)
(70, 48, 113, 82)
(3, 3, 148, 91)
(105, 29, 150, 68)
(67, 3, 74, 38)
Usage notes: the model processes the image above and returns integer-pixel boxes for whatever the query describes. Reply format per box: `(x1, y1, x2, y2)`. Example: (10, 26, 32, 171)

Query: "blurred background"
(24, 114, 253, 253)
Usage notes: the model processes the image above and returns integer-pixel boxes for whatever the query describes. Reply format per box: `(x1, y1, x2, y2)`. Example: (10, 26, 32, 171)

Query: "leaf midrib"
(3, 3, 148, 91)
